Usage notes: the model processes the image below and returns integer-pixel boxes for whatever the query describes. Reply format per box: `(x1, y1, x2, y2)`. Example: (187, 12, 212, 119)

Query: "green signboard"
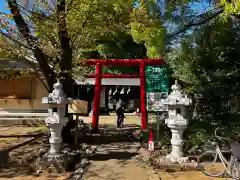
(145, 66, 169, 112)
(145, 66, 168, 93)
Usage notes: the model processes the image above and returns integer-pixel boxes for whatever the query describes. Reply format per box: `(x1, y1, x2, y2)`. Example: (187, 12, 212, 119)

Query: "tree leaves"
(166, 17, 240, 123)
(219, 0, 240, 18)
(130, 1, 166, 58)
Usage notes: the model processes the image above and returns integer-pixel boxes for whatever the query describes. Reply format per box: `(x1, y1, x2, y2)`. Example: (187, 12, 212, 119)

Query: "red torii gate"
(86, 59, 164, 133)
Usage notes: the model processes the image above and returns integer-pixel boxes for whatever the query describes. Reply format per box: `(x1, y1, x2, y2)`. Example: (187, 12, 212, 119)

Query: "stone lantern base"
(166, 154, 189, 164)
(43, 153, 67, 165)
(36, 148, 83, 176)
(36, 153, 67, 175)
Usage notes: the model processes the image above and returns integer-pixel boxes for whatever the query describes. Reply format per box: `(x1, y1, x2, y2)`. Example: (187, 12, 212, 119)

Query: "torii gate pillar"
(91, 63, 102, 133)
(140, 62, 147, 130)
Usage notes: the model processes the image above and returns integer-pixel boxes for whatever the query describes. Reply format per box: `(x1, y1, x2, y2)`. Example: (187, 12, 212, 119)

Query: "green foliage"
(0, 35, 15, 60)
(165, 18, 240, 150)
(1, 0, 205, 74)
(10, 0, 165, 76)
(166, 39, 200, 93)
(167, 19, 240, 95)
(219, 0, 240, 18)
(130, 0, 166, 58)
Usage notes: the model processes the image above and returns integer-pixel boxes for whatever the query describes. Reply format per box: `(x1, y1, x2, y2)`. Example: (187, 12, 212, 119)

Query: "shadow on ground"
(0, 137, 49, 178)
(80, 124, 141, 145)
(85, 124, 141, 166)
(89, 151, 138, 161)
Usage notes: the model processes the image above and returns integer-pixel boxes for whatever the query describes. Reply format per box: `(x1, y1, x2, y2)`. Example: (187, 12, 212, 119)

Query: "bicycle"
(197, 127, 240, 180)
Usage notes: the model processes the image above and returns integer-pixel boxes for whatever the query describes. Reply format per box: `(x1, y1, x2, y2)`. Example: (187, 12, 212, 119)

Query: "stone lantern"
(42, 79, 73, 162)
(164, 80, 191, 163)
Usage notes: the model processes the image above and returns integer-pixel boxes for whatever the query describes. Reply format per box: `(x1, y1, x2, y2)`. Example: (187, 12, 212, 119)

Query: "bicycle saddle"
(231, 142, 240, 161)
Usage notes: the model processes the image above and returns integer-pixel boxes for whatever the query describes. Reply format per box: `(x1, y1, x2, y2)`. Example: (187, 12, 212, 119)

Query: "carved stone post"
(42, 79, 72, 161)
(164, 80, 191, 163)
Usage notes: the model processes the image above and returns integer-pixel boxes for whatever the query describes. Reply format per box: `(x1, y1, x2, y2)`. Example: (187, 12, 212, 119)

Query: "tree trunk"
(57, 0, 73, 98)
(57, 0, 75, 144)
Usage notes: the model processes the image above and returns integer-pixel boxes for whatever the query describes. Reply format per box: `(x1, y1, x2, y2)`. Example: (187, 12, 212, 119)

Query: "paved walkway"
(82, 142, 151, 180)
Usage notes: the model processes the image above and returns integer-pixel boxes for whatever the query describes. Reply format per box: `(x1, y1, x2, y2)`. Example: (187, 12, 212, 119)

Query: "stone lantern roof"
(164, 80, 191, 106)
(42, 79, 73, 105)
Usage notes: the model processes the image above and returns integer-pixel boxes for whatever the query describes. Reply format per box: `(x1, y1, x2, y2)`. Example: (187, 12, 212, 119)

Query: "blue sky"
(0, 0, 8, 13)
(0, 0, 210, 14)
(191, 1, 212, 14)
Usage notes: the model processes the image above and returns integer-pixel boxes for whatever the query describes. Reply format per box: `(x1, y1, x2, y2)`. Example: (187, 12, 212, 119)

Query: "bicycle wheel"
(230, 156, 240, 180)
(197, 151, 227, 177)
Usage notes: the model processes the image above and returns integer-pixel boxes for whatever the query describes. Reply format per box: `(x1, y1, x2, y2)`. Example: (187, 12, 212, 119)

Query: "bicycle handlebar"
(214, 127, 227, 142)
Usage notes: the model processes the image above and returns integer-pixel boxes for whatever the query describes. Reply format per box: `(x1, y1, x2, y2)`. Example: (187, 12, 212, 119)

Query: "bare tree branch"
(15, 3, 59, 48)
(168, 7, 224, 38)
(17, 3, 55, 21)
(0, 30, 33, 50)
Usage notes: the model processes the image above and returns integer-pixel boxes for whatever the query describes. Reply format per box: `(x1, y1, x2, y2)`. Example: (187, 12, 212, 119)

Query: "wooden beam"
(87, 74, 140, 78)
(85, 59, 164, 66)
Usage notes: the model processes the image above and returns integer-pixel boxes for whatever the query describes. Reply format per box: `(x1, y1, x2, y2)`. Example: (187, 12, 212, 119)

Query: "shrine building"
(75, 77, 141, 113)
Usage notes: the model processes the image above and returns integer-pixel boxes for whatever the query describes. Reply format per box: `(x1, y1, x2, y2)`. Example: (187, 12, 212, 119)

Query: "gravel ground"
(0, 126, 47, 148)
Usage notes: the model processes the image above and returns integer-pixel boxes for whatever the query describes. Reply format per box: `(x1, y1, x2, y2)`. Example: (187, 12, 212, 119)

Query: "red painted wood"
(86, 59, 164, 66)
(87, 74, 140, 78)
(87, 58, 165, 131)
(140, 63, 147, 130)
(92, 63, 102, 132)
